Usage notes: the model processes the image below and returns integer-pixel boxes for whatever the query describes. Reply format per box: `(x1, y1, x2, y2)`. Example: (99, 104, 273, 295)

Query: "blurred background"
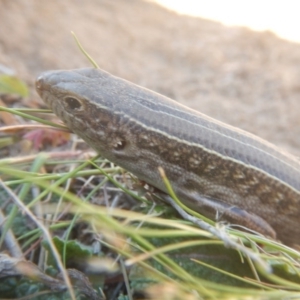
(1, 0, 300, 155)
(157, 0, 300, 43)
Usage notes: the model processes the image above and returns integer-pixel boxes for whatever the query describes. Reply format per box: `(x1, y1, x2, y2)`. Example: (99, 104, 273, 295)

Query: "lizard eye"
(64, 96, 84, 111)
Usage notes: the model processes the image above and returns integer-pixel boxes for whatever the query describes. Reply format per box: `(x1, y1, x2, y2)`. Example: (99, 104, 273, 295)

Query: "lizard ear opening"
(113, 140, 127, 151)
(64, 96, 84, 112)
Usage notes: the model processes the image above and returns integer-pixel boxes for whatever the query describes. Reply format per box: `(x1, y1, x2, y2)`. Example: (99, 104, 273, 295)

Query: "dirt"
(1, 0, 300, 155)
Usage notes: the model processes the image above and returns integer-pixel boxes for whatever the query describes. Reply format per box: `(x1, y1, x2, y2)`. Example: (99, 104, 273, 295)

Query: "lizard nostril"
(35, 76, 45, 90)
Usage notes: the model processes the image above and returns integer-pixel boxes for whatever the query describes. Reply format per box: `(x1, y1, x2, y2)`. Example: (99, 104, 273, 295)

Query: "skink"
(35, 68, 300, 247)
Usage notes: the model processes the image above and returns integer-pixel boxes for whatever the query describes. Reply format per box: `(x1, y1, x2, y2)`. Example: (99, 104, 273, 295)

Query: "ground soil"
(1, 0, 300, 155)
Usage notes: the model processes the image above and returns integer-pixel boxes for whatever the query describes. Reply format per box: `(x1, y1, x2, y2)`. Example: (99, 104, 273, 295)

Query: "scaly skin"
(36, 68, 300, 247)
